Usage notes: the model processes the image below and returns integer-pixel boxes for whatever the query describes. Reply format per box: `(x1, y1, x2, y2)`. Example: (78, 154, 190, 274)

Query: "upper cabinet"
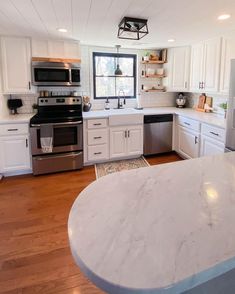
(190, 37, 221, 93)
(1, 37, 32, 94)
(32, 39, 81, 59)
(220, 34, 235, 94)
(167, 46, 191, 92)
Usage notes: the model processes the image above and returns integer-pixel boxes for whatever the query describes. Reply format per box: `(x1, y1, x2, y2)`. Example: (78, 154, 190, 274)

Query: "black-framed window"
(93, 52, 137, 99)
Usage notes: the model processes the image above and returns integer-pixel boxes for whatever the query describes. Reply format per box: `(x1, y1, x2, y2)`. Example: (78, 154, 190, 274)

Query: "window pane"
(116, 77, 134, 97)
(118, 58, 134, 76)
(95, 56, 115, 76)
(95, 77, 115, 97)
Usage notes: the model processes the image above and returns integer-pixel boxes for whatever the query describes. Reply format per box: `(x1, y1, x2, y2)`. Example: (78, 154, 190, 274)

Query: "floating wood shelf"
(32, 57, 81, 63)
(141, 74, 166, 78)
(141, 60, 165, 64)
(142, 89, 166, 93)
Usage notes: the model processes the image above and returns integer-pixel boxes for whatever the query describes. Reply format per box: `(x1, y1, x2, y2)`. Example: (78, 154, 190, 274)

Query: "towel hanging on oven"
(40, 125, 53, 153)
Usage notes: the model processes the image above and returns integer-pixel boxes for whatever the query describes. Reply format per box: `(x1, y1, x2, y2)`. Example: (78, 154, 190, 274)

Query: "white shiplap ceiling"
(0, 0, 235, 48)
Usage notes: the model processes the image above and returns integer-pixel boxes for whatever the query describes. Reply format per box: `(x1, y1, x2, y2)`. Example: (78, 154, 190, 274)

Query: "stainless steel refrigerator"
(226, 59, 235, 151)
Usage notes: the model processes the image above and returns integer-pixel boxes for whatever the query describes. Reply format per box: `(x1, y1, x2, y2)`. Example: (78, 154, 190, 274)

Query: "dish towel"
(40, 125, 53, 153)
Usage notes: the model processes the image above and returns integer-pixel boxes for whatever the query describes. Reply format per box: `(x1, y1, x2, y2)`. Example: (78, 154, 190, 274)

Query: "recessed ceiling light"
(218, 14, 231, 20)
(57, 28, 67, 33)
(168, 39, 175, 42)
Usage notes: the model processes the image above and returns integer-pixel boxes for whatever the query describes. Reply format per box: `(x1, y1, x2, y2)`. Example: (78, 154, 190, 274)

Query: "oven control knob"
(45, 99, 48, 102)
(40, 99, 44, 103)
(76, 99, 79, 102)
(73, 99, 76, 102)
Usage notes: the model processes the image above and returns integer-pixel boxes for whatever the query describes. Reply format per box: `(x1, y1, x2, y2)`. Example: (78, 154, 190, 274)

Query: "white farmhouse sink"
(108, 108, 143, 126)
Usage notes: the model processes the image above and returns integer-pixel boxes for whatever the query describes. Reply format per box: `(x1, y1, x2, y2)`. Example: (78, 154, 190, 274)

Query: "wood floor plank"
(0, 153, 181, 294)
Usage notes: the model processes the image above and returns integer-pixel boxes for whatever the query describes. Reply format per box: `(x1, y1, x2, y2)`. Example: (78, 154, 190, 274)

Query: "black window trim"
(93, 52, 137, 100)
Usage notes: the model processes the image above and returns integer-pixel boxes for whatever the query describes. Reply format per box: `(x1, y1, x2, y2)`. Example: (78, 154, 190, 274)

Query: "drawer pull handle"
(7, 128, 18, 131)
(94, 152, 102, 155)
(94, 136, 102, 139)
(93, 123, 102, 126)
(210, 131, 219, 136)
(184, 122, 190, 126)
(195, 136, 198, 144)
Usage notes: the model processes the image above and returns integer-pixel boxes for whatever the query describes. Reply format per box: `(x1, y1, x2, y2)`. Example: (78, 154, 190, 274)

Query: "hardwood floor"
(0, 152, 182, 294)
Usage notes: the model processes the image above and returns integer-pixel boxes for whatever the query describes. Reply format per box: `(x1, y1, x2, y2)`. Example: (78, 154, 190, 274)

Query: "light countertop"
(68, 152, 235, 294)
(0, 113, 34, 124)
(83, 107, 226, 129)
(0, 108, 226, 129)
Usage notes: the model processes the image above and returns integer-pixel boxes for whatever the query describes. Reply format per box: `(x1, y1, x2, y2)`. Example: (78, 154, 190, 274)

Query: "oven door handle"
(34, 152, 82, 160)
(31, 121, 83, 127)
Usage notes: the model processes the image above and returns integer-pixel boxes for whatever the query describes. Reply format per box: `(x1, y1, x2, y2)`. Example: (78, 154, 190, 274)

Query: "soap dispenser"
(105, 98, 110, 110)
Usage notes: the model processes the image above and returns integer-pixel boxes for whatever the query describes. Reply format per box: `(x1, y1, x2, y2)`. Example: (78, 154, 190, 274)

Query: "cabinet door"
(110, 127, 127, 159)
(178, 126, 200, 159)
(64, 41, 81, 59)
(127, 126, 143, 156)
(220, 36, 235, 94)
(0, 135, 31, 173)
(200, 135, 225, 157)
(32, 39, 49, 57)
(168, 46, 190, 91)
(1, 37, 32, 93)
(48, 40, 65, 58)
(190, 42, 204, 92)
(203, 37, 221, 93)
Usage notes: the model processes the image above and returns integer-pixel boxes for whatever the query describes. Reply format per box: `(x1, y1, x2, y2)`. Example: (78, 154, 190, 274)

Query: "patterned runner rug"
(95, 156, 150, 179)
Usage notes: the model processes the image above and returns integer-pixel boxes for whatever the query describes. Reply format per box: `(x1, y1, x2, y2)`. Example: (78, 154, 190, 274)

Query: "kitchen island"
(68, 152, 235, 294)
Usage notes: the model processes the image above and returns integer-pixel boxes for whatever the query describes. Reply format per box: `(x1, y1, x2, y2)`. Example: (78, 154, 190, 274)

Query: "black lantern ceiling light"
(118, 17, 149, 40)
(114, 45, 122, 76)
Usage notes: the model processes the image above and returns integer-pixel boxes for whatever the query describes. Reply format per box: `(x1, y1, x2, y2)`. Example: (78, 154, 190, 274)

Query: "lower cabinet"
(175, 116, 225, 159)
(0, 135, 31, 174)
(200, 135, 225, 156)
(178, 126, 200, 159)
(110, 125, 143, 159)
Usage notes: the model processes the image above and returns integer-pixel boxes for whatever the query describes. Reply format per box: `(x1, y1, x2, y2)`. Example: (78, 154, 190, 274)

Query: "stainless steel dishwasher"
(144, 114, 173, 155)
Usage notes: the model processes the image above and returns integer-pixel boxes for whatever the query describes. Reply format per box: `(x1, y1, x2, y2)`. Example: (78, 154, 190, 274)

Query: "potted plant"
(32, 103, 38, 113)
(143, 52, 150, 62)
(219, 102, 228, 119)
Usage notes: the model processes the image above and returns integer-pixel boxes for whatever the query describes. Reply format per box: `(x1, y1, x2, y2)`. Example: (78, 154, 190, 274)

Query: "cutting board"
(198, 94, 206, 109)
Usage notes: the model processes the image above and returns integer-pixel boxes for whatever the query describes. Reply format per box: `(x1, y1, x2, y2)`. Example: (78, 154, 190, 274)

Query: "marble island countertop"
(83, 107, 226, 129)
(68, 152, 235, 294)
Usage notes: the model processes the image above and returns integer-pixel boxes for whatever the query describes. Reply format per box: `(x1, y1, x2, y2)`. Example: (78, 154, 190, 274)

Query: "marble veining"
(68, 153, 235, 293)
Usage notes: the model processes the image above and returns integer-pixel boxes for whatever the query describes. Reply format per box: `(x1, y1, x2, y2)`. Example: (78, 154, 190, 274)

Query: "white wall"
(80, 45, 176, 110)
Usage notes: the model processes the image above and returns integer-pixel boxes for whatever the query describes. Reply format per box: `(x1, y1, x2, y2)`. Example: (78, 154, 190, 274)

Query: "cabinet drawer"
(87, 119, 107, 129)
(0, 123, 29, 136)
(177, 116, 200, 132)
(87, 129, 108, 145)
(87, 144, 108, 161)
(201, 123, 225, 142)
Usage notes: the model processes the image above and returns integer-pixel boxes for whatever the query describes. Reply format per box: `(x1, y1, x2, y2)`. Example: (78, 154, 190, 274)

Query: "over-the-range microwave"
(32, 61, 81, 87)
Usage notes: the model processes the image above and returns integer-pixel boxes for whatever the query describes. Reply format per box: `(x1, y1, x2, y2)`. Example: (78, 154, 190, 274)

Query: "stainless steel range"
(30, 96, 83, 175)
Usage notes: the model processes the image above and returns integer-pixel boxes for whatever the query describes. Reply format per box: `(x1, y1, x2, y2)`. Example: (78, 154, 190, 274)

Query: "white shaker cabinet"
(110, 125, 143, 159)
(32, 39, 81, 59)
(0, 135, 31, 173)
(1, 37, 32, 94)
(203, 38, 221, 93)
(190, 42, 204, 92)
(0, 123, 31, 175)
(167, 46, 191, 92)
(178, 126, 200, 159)
(110, 127, 127, 159)
(200, 136, 225, 157)
(190, 37, 221, 93)
(220, 35, 235, 94)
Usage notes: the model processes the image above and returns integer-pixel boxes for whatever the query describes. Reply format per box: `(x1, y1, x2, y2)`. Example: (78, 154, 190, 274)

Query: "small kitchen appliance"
(7, 98, 23, 114)
(176, 93, 186, 108)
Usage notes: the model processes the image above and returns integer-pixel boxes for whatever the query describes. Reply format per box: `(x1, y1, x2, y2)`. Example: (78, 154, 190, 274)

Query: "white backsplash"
(187, 93, 228, 115)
